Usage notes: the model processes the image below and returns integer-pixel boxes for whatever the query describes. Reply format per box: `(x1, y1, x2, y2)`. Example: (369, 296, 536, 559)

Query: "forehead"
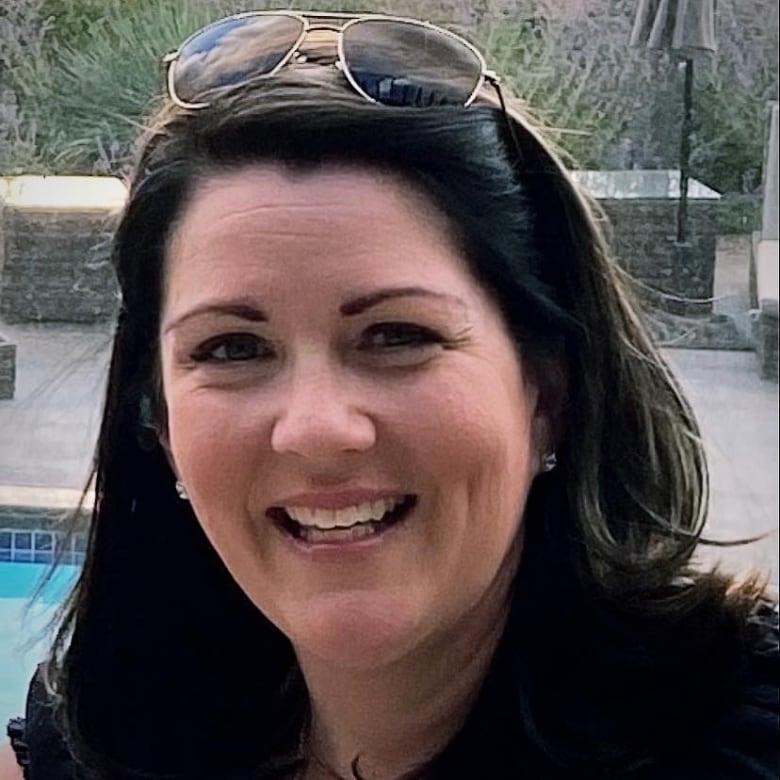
(163, 163, 476, 297)
(171, 163, 450, 236)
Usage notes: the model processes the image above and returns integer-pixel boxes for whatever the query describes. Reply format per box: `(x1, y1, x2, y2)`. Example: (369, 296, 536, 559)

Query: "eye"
(359, 322, 445, 350)
(191, 333, 273, 363)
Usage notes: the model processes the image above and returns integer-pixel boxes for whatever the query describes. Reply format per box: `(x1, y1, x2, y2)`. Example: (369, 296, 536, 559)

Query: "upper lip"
(269, 489, 411, 511)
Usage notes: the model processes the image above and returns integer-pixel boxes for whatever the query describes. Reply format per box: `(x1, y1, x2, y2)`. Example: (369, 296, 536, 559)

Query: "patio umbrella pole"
(677, 57, 694, 244)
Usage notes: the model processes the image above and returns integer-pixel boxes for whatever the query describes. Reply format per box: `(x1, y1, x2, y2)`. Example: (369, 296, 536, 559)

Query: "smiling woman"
(2, 9, 778, 780)
(158, 165, 540, 674)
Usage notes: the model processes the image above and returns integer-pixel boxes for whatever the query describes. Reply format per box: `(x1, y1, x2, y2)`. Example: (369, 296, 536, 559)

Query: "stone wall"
(0, 335, 14, 399)
(600, 199, 719, 313)
(0, 206, 118, 323)
(1, 174, 721, 325)
(754, 310, 779, 382)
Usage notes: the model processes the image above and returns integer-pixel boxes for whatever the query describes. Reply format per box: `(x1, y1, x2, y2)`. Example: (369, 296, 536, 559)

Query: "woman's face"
(159, 164, 550, 667)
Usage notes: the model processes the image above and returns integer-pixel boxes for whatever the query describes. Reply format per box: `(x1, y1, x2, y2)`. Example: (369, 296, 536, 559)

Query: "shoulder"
(0, 742, 25, 780)
(640, 601, 779, 779)
(1, 717, 28, 780)
(6, 667, 80, 779)
(707, 602, 779, 774)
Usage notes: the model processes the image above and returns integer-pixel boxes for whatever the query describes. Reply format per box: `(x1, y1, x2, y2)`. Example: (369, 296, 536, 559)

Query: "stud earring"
(175, 480, 189, 500)
(541, 452, 557, 473)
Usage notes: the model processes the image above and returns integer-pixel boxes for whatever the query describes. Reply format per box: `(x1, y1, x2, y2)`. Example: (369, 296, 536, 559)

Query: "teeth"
(301, 523, 380, 544)
(285, 497, 404, 530)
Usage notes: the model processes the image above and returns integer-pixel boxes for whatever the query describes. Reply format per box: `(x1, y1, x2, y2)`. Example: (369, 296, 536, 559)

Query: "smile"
(267, 495, 417, 545)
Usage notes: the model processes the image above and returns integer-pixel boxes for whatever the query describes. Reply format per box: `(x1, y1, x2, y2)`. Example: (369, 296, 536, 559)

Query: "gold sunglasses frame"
(163, 10, 500, 110)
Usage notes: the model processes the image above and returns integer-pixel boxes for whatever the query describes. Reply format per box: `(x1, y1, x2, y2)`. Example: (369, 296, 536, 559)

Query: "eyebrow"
(162, 301, 267, 334)
(340, 287, 467, 316)
(162, 287, 466, 333)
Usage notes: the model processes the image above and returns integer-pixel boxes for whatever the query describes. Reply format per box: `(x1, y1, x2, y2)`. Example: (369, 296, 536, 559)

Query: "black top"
(7, 606, 779, 779)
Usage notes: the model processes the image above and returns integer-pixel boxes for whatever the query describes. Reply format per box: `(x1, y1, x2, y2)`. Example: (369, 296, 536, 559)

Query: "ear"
(139, 389, 179, 476)
(530, 357, 568, 460)
(157, 425, 180, 480)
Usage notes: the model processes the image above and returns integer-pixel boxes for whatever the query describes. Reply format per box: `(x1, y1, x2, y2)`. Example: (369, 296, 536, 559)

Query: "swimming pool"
(0, 562, 79, 729)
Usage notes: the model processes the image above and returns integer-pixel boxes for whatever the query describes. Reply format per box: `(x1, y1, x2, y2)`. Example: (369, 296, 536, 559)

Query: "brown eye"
(191, 333, 273, 363)
(360, 323, 444, 350)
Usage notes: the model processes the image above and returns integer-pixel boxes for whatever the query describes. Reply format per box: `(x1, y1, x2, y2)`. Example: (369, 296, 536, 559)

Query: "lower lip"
(278, 500, 415, 557)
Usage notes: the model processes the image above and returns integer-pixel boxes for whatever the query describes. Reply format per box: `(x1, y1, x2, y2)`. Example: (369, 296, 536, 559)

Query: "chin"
(283, 590, 426, 667)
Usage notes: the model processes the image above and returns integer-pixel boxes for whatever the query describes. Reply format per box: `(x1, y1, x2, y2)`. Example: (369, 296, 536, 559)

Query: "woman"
(3, 10, 778, 780)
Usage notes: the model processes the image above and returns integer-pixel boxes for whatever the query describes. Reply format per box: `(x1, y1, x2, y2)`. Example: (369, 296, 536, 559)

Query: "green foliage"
(1, 0, 777, 198)
(473, 13, 635, 168)
(693, 70, 777, 195)
(37, 0, 146, 52)
(716, 193, 762, 234)
(8, 1, 226, 173)
(4, 0, 465, 174)
(691, 0, 779, 195)
(0, 0, 46, 173)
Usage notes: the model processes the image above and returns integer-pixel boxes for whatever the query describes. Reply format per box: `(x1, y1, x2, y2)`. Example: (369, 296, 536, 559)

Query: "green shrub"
(716, 193, 762, 235)
(9, 1, 227, 173)
(6, 0, 476, 174)
(693, 72, 777, 195)
(37, 0, 152, 53)
(691, 0, 778, 195)
(472, 4, 660, 170)
(2, 0, 777, 192)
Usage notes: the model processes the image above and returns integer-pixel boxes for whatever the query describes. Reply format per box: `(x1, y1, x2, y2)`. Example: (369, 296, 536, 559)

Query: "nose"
(270, 360, 377, 459)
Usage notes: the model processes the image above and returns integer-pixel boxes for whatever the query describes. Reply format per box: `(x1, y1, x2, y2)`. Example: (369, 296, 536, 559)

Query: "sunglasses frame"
(163, 10, 500, 110)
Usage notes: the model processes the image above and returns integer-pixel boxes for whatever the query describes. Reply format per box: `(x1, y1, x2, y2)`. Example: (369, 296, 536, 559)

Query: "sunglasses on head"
(163, 10, 501, 110)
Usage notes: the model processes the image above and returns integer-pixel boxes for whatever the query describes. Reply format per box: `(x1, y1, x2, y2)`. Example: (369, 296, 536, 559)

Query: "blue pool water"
(0, 562, 79, 728)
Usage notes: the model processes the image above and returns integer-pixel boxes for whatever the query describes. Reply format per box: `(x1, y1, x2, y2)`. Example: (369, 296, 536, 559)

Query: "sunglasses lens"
(341, 20, 483, 107)
(173, 15, 304, 105)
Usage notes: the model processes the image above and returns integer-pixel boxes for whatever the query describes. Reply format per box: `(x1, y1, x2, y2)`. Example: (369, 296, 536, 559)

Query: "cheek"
(165, 388, 267, 513)
(388, 371, 535, 624)
(426, 351, 532, 451)
(397, 369, 537, 521)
